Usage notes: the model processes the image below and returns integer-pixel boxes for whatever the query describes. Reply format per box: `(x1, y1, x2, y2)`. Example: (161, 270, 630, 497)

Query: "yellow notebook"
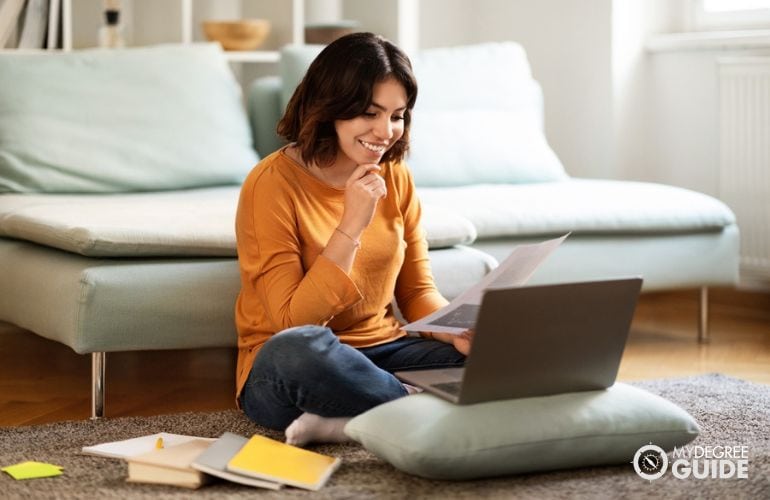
(226, 435, 341, 491)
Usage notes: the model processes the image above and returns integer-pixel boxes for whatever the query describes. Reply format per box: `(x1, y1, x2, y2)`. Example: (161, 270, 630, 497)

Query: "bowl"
(202, 19, 271, 51)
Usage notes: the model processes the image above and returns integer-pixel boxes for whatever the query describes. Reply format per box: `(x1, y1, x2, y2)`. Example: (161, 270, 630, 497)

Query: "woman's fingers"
(357, 171, 387, 198)
(347, 164, 380, 186)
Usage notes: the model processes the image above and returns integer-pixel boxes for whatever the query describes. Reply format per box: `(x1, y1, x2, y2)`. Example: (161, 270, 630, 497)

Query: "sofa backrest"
(261, 41, 568, 186)
(0, 43, 257, 193)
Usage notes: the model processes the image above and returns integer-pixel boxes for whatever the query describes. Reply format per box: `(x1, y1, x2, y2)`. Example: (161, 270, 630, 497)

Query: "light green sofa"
(0, 44, 495, 419)
(0, 42, 738, 419)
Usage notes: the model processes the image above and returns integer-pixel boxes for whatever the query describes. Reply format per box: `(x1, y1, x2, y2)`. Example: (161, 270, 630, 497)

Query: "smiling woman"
(233, 33, 470, 448)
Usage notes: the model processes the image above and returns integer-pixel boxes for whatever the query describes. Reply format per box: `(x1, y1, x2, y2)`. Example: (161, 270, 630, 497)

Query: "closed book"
(226, 435, 341, 491)
(126, 438, 213, 489)
(191, 432, 282, 490)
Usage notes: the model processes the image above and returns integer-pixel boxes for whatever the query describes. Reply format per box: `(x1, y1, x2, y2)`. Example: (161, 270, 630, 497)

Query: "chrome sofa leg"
(91, 352, 106, 420)
(698, 287, 709, 343)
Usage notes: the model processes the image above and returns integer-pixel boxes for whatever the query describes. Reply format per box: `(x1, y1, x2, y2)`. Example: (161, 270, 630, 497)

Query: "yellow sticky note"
(1, 461, 64, 480)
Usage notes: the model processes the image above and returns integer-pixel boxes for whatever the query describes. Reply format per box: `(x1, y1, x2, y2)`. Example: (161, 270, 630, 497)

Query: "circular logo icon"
(632, 444, 668, 481)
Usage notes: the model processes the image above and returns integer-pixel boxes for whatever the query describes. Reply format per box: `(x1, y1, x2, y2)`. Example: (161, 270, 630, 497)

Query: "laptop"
(395, 277, 643, 404)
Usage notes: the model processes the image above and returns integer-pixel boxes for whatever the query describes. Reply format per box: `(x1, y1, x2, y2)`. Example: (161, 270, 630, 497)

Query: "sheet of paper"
(1, 461, 63, 480)
(401, 233, 569, 335)
(82, 432, 213, 459)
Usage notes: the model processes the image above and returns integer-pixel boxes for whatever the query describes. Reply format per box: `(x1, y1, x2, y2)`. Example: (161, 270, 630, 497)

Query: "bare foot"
(284, 412, 352, 447)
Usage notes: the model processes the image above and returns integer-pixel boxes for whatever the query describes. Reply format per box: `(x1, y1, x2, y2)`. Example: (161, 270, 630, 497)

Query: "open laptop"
(395, 277, 642, 404)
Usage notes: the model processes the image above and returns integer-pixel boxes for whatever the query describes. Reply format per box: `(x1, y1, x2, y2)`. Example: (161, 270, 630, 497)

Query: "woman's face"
(334, 78, 407, 168)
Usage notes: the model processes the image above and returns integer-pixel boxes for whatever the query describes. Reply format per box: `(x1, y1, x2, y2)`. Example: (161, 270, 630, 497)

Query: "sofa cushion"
(0, 44, 257, 193)
(417, 179, 736, 238)
(407, 43, 569, 186)
(0, 189, 476, 257)
(344, 383, 699, 480)
(279, 44, 325, 109)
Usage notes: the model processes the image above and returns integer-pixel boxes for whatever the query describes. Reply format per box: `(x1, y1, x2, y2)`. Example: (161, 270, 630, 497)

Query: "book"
(18, 0, 49, 49)
(125, 438, 213, 489)
(82, 432, 213, 459)
(226, 435, 341, 491)
(46, 0, 61, 49)
(0, 0, 25, 48)
(191, 432, 282, 490)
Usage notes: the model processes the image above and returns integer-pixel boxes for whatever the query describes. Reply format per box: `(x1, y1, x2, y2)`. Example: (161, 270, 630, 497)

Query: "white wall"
(419, 0, 614, 179)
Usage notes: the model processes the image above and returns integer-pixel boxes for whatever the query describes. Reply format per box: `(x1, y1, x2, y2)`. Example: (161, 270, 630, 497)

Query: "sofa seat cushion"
(0, 188, 476, 257)
(417, 179, 736, 239)
(0, 240, 494, 352)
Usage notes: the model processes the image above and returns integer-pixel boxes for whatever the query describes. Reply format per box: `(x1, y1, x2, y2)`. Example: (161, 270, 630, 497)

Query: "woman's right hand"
(338, 164, 387, 237)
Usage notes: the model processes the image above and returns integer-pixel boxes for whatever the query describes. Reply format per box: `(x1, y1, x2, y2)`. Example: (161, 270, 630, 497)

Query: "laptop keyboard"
(431, 381, 462, 396)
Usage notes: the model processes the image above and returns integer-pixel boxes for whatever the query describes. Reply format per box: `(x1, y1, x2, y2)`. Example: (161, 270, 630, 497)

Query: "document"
(401, 233, 569, 335)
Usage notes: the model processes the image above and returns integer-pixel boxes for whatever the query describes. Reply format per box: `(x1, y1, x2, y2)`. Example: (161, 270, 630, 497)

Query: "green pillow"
(344, 383, 698, 480)
(0, 43, 257, 193)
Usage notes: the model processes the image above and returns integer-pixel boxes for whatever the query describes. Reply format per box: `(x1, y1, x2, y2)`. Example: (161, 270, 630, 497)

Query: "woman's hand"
(338, 164, 387, 238)
(451, 329, 475, 356)
(422, 329, 475, 356)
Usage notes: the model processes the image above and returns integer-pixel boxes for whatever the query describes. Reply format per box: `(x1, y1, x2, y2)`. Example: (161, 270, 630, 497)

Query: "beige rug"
(0, 374, 768, 499)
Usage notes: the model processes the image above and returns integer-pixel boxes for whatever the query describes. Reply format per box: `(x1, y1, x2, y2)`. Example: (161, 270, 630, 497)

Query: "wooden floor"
(1, 287, 768, 427)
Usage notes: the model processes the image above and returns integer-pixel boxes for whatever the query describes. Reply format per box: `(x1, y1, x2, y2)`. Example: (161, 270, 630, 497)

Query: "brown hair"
(276, 32, 418, 168)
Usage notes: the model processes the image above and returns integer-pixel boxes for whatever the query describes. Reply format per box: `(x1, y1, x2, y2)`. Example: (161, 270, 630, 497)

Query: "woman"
(235, 32, 472, 446)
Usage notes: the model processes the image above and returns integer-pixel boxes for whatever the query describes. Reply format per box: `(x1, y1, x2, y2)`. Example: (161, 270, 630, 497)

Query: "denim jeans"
(239, 325, 465, 430)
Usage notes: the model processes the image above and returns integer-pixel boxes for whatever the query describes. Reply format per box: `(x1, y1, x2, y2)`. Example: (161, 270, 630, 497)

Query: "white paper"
(81, 432, 214, 459)
(401, 233, 569, 335)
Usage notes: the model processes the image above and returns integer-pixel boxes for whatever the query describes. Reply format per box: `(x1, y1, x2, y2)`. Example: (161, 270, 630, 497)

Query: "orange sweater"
(234, 148, 448, 397)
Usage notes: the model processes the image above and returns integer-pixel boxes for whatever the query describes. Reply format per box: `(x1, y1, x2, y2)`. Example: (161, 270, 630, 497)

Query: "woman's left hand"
(423, 329, 474, 356)
(451, 329, 474, 356)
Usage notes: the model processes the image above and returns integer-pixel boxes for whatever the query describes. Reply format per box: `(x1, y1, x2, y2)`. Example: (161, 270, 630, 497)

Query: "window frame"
(689, 0, 770, 30)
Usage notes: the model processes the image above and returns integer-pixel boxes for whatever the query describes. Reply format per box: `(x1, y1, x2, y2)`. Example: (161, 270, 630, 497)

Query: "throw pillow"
(407, 42, 569, 186)
(344, 383, 699, 480)
(0, 43, 257, 193)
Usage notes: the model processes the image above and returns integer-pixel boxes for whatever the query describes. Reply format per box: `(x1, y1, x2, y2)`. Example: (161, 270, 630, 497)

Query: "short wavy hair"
(276, 32, 418, 168)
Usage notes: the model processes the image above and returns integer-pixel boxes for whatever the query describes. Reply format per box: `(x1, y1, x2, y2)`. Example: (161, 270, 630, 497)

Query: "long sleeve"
(393, 164, 449, 322)
(236, 161, 363, 333)
(237, 173, 361, 331)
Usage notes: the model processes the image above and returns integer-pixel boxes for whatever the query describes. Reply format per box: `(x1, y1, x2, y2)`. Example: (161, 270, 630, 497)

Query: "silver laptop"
(395, 277, 642, 404)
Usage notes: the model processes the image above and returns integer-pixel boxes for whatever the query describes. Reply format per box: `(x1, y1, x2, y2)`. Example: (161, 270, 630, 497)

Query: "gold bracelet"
(335, 227, 361, 248)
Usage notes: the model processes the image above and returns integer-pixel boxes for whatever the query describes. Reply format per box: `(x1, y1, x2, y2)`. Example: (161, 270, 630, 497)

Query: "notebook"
(191, 432, 282, 490)
(82, 432, 210, 459)
(125, 438, 213, 489)
(226, 435, 341, 491)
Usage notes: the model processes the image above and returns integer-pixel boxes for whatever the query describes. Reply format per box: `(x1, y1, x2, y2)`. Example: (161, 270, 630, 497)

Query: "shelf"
(223, 50, 280, 63)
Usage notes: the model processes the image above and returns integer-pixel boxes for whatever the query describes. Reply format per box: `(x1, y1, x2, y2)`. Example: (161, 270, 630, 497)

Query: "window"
(692, 0, 770, 30)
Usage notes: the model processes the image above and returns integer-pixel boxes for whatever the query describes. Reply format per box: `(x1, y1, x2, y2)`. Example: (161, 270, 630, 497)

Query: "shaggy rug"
(0, 374, 767, 499)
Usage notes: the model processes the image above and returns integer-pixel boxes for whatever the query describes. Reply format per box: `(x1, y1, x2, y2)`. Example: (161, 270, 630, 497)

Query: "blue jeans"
(239, 325, 465, 430)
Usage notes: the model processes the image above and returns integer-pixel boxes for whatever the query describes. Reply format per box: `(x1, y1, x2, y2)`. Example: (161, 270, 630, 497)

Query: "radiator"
(718, 57, 770, 280)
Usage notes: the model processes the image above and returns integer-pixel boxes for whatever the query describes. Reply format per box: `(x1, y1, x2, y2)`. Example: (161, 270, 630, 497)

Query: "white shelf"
(62, 0, 304, 61)
(223, 50, 280, 63)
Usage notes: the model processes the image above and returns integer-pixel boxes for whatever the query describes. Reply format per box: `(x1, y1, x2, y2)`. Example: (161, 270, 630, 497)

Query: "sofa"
(0, 42, 738, 419)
